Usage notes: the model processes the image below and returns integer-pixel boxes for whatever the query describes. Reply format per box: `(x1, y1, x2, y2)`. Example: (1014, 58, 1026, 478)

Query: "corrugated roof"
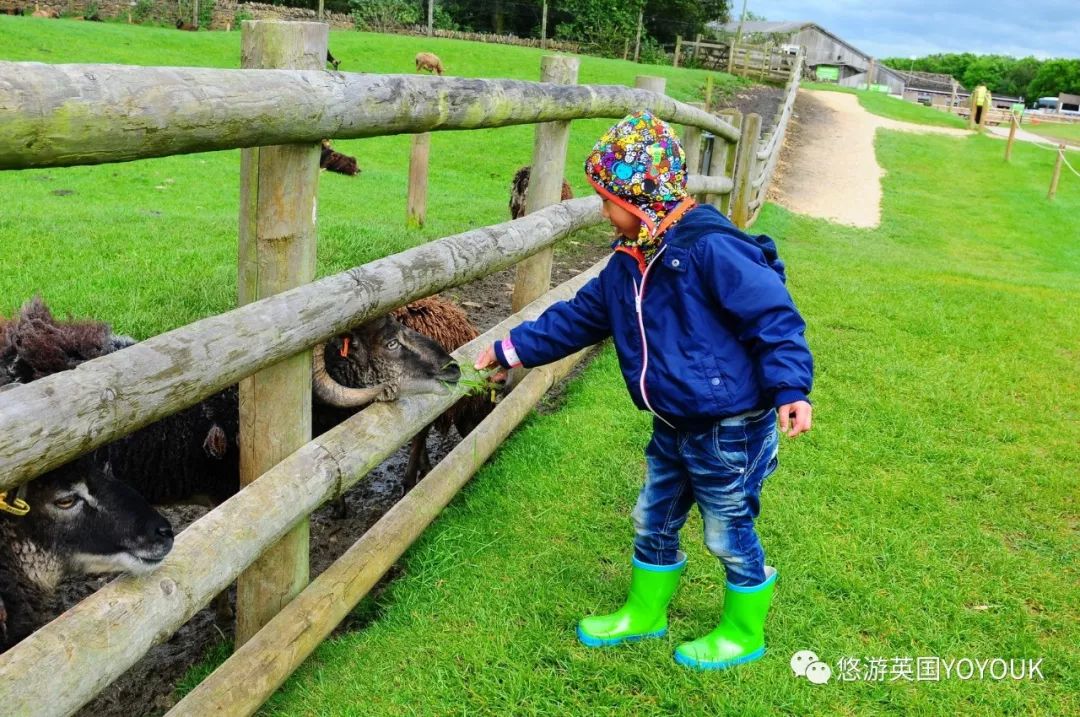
(708, 20, 813, 35)
(895, 70, 964, 93)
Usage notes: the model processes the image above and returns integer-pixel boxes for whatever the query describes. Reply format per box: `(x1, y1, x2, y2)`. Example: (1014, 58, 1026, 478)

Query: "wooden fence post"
(510, 56, 580, 314)
(681, 102, 704, 175)
(704, 74, 714, 112)
(235, 19, 326, 648)
(673, 35, 682, 67)
(635, 74, 667, 96)
(731, 111, 761, 229)
(716, 109, 741, 215)
(1048, 144, 1065, 200)
(406, 132, 431, 227)
(1004, 113, 1018, 162)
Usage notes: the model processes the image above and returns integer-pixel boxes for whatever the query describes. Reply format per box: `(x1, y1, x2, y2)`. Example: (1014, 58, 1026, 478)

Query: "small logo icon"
(790, 650, 819, 677)
(792, 650, 832, 684)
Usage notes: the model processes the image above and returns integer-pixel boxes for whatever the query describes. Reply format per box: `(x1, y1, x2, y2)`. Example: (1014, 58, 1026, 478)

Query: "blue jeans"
(632, 409, 779, 587)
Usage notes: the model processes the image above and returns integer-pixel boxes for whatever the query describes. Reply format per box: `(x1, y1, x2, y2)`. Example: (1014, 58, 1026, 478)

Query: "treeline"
(881, 53, 1080, 101)
(261, 0, 729, 60)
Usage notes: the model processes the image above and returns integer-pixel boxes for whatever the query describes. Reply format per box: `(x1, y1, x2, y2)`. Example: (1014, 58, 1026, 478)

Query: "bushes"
(131, 0, 154, 22)
(349, 0, 420, 32)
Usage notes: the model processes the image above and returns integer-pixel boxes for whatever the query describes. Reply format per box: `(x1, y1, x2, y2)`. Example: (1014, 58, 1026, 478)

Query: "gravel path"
(771, 90, 970, 228)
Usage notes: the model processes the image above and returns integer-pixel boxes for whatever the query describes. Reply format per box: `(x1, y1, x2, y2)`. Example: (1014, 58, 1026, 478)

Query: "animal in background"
(326, 49, 341, 71)
(320, 139, 360, 176)
(509, 165, 574, 219)
(175, 18, 198, 31)
(415, 51, 445, 75)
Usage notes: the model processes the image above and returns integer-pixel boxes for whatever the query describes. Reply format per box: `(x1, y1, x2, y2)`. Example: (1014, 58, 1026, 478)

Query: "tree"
(642, 0, 730, 45)
(1028, 58, 1080, 99)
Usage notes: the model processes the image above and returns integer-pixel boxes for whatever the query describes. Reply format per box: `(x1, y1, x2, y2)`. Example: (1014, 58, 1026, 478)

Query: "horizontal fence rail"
(0, 197, 596, 491)
(0, 174, 722, 495)
(0, 64, 740, 169)
(0, 265, 604, 717)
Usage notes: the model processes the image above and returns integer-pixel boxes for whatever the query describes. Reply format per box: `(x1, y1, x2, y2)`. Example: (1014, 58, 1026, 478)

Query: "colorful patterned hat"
(584, 110, 689, 246)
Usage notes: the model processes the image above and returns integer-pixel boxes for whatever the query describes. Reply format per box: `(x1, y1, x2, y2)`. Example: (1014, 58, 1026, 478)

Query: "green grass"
(4, 18, 1078, 716)
(1022, 120, 1080, 147)
(802, 82, 970, 129)
(240, 133, 1077, 715)
(0, 16, 745, 336)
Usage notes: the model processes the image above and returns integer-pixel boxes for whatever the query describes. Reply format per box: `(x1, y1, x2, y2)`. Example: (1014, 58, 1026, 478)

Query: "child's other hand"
(474, 344, 507, 383)
(778, 401, 812, 438)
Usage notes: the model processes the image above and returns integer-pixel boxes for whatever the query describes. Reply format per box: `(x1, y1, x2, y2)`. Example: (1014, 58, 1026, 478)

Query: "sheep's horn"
(311, 343, 386, 408)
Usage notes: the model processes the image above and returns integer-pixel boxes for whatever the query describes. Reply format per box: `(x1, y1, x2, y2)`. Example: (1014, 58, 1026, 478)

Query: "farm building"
(897, 70, 964, 108)
(710, 20, 907, 94)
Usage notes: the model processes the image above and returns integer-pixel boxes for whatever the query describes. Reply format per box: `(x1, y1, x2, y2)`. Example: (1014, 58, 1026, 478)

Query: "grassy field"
(218, 132, 1077, 715)
(0, 16, 744, 336)
(4, 17, 1078, 717)
(802, 82, 970, 129)
(1022, 120, 1080, 146)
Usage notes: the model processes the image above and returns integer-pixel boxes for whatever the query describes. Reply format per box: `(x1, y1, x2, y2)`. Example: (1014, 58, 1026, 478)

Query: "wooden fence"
(673, 38, 796, 83)
(0, 22, 800, 716)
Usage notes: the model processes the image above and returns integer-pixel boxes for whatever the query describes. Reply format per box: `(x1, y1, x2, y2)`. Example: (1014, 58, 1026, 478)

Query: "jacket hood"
(584, 110, 689, 243)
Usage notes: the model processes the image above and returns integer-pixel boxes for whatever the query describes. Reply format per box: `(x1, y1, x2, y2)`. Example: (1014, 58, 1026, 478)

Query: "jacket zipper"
(634, 245, 675, 428)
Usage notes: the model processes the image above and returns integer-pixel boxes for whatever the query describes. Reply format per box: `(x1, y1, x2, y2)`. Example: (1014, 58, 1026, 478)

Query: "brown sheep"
(509, 165, 574, 220)
(175, 18, 198, 31)
(320, 139, 360, 176)
(391, 297, 494, 490)
(415, 51, 445, 76)
(30, 4, 58, 17)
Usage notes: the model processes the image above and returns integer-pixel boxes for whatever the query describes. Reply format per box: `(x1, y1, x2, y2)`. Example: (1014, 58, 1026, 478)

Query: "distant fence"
(673, 38, 796, 83)
(0, 22, 800, 716)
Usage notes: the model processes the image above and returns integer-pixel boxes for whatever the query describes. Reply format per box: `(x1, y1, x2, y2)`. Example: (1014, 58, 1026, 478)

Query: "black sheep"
(1, 298, 463, 507)
(0, 457, 173, 651)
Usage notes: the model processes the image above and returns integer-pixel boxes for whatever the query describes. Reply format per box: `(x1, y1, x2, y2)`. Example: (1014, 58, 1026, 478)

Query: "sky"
(736, 1, 1080, 60)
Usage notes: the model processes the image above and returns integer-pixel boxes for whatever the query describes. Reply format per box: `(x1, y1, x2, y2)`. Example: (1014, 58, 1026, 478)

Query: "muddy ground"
(53, 84, 791, 717)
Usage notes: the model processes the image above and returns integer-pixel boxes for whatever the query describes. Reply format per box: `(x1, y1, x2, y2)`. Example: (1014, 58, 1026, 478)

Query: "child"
(475, 111, 813, 670)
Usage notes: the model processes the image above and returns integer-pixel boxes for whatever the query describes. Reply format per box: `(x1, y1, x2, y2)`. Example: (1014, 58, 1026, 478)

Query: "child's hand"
(778, 401, 812, 438)
(474, 344, 507, 383)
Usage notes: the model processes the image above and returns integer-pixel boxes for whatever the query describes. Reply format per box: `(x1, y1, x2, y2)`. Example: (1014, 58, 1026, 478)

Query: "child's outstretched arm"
(703, 235, 814, 437)
(475, 273, 611, 372)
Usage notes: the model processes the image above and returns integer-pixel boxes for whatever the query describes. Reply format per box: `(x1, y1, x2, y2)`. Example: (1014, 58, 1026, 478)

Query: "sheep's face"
(326, 315, 461, 399)
(6, 459, 174, 589)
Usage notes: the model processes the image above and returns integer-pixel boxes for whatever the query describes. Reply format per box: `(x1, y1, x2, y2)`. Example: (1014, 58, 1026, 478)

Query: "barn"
(898, 70, 964, 108)
(711, 20, 907, 94)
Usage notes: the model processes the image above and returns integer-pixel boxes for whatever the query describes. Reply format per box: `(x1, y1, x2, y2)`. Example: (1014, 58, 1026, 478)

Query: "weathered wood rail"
(745, 48, 804, 224)
(0, 64, 739, 169)
(0, 263, 602, 717)
(0, 18, 793, 715)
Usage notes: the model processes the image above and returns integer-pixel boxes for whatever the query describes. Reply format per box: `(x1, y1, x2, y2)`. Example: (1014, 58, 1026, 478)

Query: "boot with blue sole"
(674, 566, 777, 670)
(577, 552, 686, 647)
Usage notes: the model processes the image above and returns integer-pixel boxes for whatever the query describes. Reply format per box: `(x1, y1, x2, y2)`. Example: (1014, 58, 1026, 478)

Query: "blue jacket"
(495, 205, 813, 430)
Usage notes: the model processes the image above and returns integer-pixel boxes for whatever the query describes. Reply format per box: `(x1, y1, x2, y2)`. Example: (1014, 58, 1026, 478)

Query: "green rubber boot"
(674, 566, 777, 670)
(577, 552, 686, 647)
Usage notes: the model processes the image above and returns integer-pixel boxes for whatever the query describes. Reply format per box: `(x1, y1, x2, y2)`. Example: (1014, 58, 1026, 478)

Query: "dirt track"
(770, 90, 971, 228)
